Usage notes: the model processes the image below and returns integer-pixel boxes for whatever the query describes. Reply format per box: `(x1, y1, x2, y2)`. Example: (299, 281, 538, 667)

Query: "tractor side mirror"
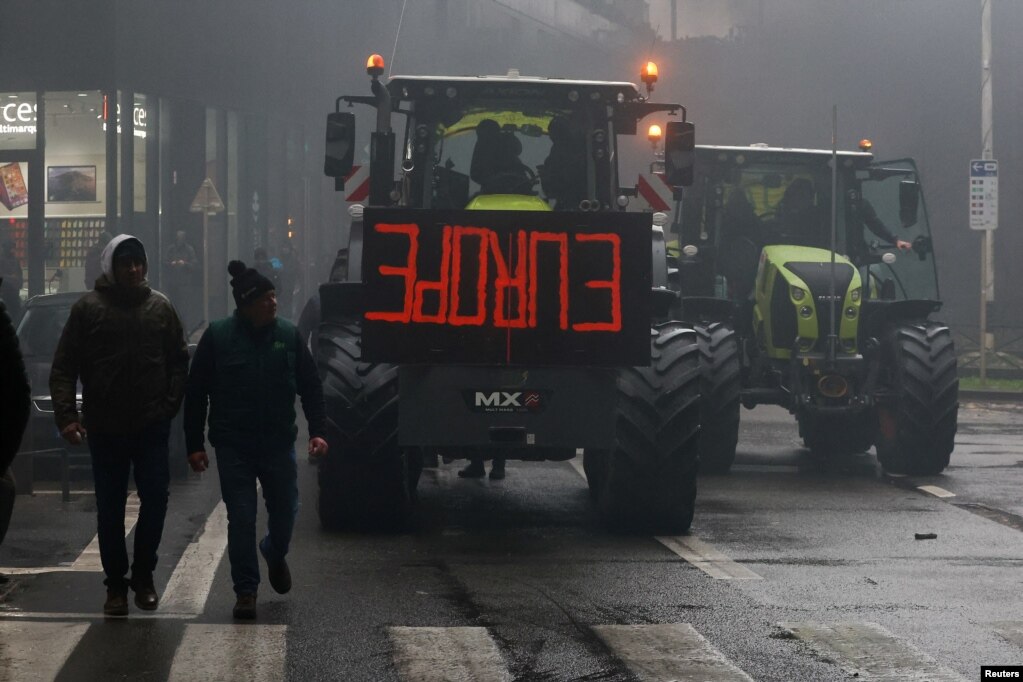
(898, 179, 919, 228)
(324, 112, 356, 183)
(663, 121, 695, 187)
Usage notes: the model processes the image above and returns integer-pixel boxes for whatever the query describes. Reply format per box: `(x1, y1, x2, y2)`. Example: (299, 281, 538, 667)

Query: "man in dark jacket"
(50, 235, 189, 616)
(0, 292, 31, 584)
(184, 260, 327, 620)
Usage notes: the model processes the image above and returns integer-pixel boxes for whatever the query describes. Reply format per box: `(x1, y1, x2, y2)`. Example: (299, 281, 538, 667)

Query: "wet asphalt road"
(1, 400, 1021, 681)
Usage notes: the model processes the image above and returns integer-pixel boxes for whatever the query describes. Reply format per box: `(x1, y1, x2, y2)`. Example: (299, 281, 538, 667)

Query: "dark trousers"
(0, 468, 15, 546)
(215, 444, 298, 596)
(87, 420, 171, 590)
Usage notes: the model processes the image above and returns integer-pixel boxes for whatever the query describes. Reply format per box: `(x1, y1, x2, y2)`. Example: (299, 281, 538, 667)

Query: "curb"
(960, 389, 1023, 403)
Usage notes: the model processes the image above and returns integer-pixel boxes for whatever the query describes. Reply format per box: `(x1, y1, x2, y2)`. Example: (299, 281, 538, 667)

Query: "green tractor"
(316, 56, 705, 532)
(673, 143, 958, 474)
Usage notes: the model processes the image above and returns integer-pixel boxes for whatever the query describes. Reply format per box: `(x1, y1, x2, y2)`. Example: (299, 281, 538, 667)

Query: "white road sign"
(969, 159, 998, 230)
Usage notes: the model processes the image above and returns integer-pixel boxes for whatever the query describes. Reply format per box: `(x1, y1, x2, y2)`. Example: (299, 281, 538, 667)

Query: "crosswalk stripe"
(568, 456, 587, 480)
(917, 485, 956, 499)
(167, 623, 287, 682)
(655, 536, 762, 580)
(69, 492, 141, 572)
(388, 626, 512, 682)
(593, 623, 754, 681)
(989, 621, 1023, 648)
(0, 621, 89, 682)
(780, 622, 966, 681)
(161, 501, 229, 615)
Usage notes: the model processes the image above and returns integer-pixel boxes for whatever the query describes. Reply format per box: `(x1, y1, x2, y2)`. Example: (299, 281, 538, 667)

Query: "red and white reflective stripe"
(636, 172, 673, 212)
(345, 164, 371, 202)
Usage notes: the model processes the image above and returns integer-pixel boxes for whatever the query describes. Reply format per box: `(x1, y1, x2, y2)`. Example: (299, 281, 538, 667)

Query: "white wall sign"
(969, 159, 998, 231)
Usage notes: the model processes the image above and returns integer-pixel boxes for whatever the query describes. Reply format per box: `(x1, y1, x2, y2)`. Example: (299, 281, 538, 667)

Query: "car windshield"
(16, 301, 72, 359)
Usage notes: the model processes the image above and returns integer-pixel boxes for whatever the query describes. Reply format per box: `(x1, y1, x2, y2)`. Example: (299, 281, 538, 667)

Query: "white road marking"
(168, 623, 287, 682)
(989, 621, 1023, 648)
(917, 485, 956, 499)
(388, 626, 512, 682)
(0, 621, 89, 682)
(655, 536, 762, 580)
(0, 610, 194, 621)
(161, 501, 229, 615)
(568, 456, 587, 480)
(779, 622, 966, 681)
(593, 623, 753, 681)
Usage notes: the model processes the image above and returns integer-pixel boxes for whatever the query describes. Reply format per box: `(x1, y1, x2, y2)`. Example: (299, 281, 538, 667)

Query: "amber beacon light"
(647, 124, 663, 147)
(366, 54, 386, 77)
(640, 61, 659, 94)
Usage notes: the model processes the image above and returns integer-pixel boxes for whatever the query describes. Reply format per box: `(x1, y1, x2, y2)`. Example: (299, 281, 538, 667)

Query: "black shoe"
(131, 576, 159, 611)
(458, 461, 485, 478)
(104, 589, 129, 617)
(259, 541, 292, 595)
(233, 593, 257, 620)
(0, 573, 9, 584)
(488, 464, 506, 480)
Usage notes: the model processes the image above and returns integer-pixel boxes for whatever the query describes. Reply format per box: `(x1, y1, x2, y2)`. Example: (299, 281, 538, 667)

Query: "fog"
(3, 0, 1018, 334)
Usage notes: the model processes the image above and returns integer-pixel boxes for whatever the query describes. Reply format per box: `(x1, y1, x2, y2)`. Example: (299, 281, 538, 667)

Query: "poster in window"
(0, 162, 29, 211)
(47, 165, 97, 202)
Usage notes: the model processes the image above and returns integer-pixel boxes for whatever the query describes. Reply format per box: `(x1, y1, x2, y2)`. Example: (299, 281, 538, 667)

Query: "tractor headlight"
(791, 286, 806, 302)
(799, 305, 813, 318)
(850, 287, 861, 302)
(841, 339, 856, 352)
(845, 306, 857, 319)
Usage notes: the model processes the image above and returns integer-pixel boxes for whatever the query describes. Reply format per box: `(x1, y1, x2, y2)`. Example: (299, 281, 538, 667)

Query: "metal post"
(979, 0, 994, 384)
(827, 105, 838, 365)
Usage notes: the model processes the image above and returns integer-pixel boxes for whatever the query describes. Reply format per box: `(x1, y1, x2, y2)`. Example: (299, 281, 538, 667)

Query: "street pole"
(979, 0, 994, 384)
(202, 211, 209, 326)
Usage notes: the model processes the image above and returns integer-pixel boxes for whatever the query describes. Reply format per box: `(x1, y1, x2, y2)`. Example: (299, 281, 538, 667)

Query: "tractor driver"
(847, 191, 913, 265)
(540, 116, 586, 210)
(470, 119, 536, 195)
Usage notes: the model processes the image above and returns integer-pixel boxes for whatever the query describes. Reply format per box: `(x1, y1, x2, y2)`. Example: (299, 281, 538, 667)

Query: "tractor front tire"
(875, 321, 958, 475)
(586, 323, 701, 534)
(695, 322, 741, 474)
(316, 319, 416, 530)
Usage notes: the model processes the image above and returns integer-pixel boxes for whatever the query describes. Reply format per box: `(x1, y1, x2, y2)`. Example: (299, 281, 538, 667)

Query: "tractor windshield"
(683, 150, 851, 300)
(859, 159, 939, 301)
(684, 149, 939, 302)
(403, 101, 601, 210)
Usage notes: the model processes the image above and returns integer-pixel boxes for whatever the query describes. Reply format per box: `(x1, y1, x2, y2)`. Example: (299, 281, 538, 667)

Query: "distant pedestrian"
(458, 455, 506, 480)
(183, 259, 328, 620)
(0, 241, 23, 323)
(276, 240, 299, 320)
(164, 230, 199, 329)
(50, 235, 189, 617)
(0, 293, 31, 584)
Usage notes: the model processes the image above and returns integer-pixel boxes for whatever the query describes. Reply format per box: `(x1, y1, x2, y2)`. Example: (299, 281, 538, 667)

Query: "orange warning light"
(647, 124, 663, 144)
(641, 61, 659, 85)
(859, 138, 873, 152)
(366, 54, 385, 77)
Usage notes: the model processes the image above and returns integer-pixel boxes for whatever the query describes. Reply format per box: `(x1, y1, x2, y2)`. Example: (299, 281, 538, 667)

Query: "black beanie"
(112, 239, 147, 265)
(228, 260, 275, 308)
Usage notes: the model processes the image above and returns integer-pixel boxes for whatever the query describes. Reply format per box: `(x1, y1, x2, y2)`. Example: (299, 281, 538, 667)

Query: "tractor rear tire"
(799, 411, 874, 457)
(315, 319, 416, 531)
(694, 322, 741, 474)
(586, 323, 701, 534)
(875, 321, 958, 475)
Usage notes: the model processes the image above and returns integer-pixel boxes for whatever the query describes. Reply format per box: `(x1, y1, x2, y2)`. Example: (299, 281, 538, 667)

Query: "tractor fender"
(319, 281, 365, 324)
(679, 296, 736, 325)
(861, 299, 941, 338)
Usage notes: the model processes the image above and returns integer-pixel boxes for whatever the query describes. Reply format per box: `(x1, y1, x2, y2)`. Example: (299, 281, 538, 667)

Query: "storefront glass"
(43, 91, 107, 287)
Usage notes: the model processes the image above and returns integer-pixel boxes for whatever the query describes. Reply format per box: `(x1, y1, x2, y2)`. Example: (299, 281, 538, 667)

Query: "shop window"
(0, 92, 37, 151)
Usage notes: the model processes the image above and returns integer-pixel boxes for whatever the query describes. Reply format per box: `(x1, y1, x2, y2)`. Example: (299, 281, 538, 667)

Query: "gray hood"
(100, 234, 148, 280)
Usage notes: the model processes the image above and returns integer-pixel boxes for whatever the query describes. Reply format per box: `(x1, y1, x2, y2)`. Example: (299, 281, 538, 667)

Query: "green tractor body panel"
(754, 245, 862, 360)
(465, 194, 552, 211)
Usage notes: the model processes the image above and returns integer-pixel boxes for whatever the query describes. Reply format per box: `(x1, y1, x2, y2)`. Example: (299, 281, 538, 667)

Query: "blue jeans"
(88, 419, 171, 590)
(214, 444, 298, 595)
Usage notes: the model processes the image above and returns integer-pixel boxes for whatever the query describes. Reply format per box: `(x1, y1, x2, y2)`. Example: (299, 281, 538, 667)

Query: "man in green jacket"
(50, 235, 189, 616)
(184, 260, 327, 620)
